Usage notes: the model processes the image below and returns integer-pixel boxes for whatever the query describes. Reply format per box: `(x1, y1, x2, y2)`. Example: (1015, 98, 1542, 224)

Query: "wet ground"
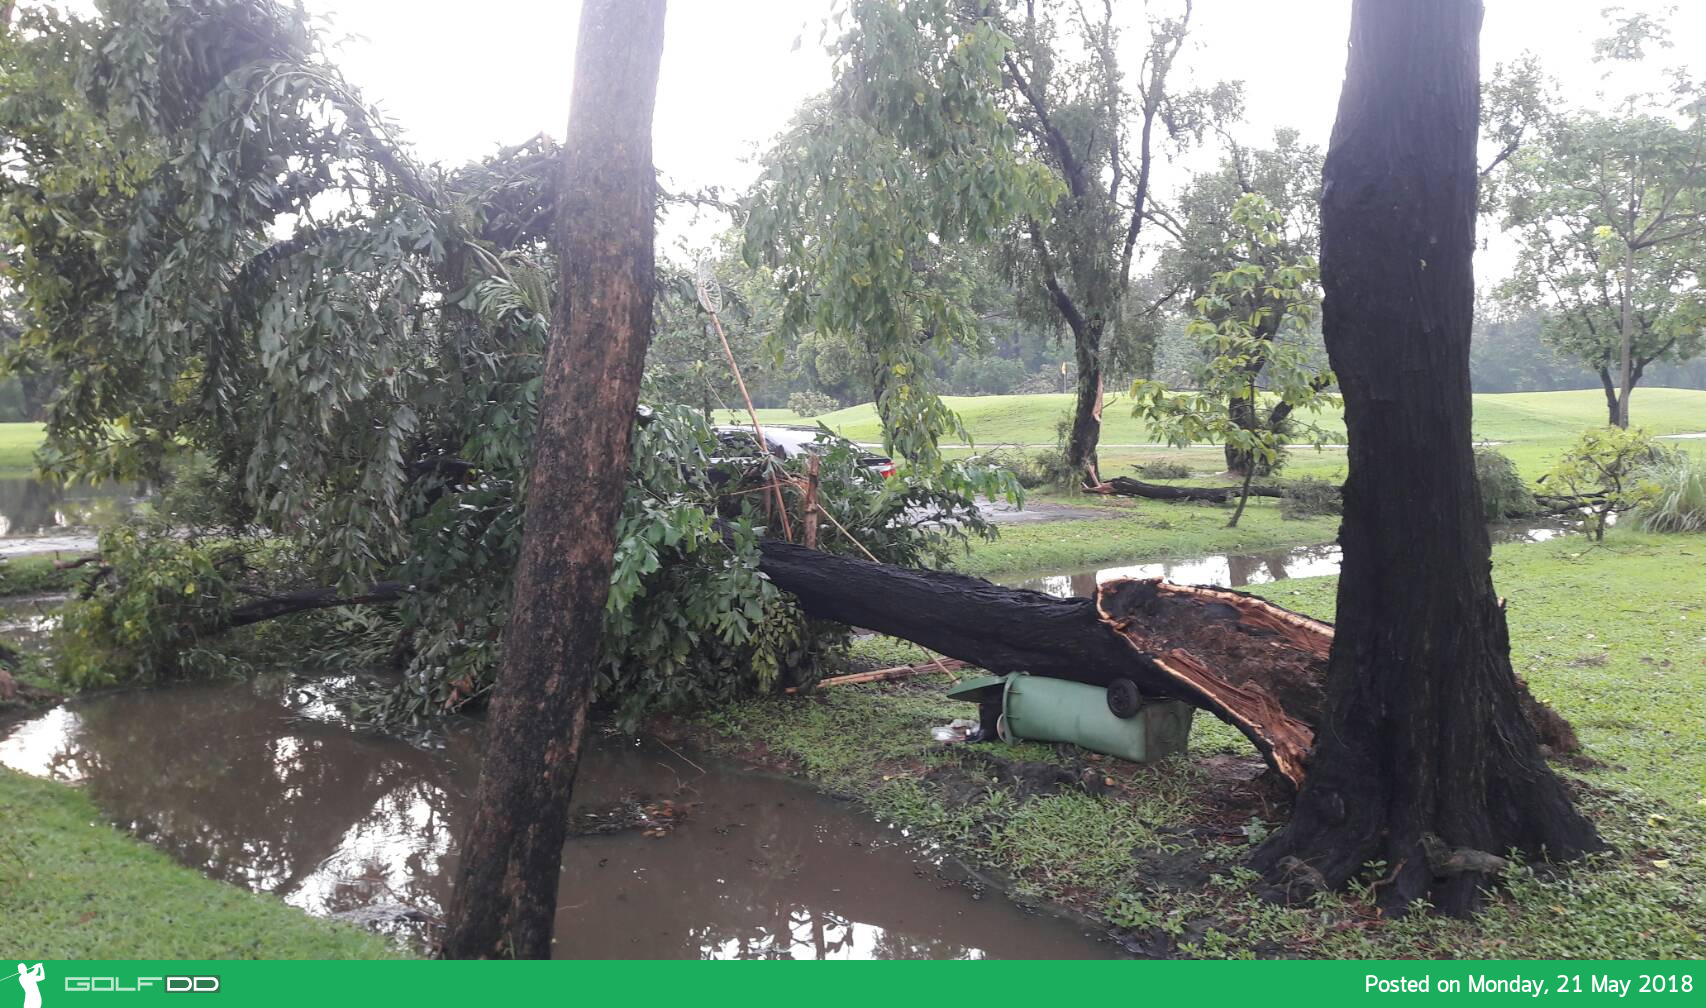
(0, 675, 1118, 959)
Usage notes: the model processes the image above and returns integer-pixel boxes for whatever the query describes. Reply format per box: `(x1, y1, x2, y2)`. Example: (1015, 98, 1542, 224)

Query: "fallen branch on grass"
(788, 657, 972, 693)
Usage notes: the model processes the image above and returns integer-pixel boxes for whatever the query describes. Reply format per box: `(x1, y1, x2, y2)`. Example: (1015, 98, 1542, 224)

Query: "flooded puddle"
(1002, 520, 1576, 598)
(0, 675, 1117, 959)
(0, 477, 147, 556)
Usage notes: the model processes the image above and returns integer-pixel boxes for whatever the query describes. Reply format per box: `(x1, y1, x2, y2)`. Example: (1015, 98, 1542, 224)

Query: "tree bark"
(1066, 333, 1104, 485)
(442, 0, 666, 960)
(1618, 240, 1634, 428)
(1248, 0, 1602, 916)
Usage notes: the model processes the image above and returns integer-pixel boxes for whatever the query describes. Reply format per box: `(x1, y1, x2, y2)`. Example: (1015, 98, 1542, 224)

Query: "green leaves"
(1131, 193, 1336, 473)
(742, 0, 1057, 467)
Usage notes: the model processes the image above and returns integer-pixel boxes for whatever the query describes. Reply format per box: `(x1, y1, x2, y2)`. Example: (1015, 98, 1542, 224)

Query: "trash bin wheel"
(1106, 677, 1143, 719)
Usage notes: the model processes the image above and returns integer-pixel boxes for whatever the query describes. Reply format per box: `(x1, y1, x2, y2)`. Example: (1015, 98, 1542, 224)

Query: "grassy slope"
(0, 767, 399, 959)
(0, 422, 45, 475)
(730, 388, 1706, 481)
(691, 530, 1706, 958)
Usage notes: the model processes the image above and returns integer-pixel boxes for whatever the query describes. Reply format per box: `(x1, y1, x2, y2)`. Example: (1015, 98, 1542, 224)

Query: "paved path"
(977, 500, 1111, 525)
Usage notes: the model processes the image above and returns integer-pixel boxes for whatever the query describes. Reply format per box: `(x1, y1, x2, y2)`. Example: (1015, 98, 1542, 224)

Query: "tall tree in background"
(1250, 0, 1601, 914)
(1499, 109, 1705, 426)
(744, 0, 1056, 468)
(443, 0, 667, 959)
(1496, 11, 1704, 427)
(1150, 130, 1324, 476)
(993, 0, 1237, 485)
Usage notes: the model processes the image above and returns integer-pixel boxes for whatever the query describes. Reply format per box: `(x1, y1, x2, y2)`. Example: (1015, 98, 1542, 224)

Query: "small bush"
(1135, 460, 1192, 480)
(1279, 476, 1342, 519)
(787, 390, 840, 417)
(1029, 447, 1077, 489)
(980, 446, 1048, 489)
(1475, 447, 1538, 520)
(1543, 427, 1664, 541)
(1636, 452, 1706, 534)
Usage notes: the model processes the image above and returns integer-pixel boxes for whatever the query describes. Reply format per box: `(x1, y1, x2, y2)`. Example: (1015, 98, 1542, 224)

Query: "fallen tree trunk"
(225, 581, 407, 628)
(1088, 477, 1287, 502)
(96, 540, 1576, 792)
(756, 541, 1578, 789)
(758, 541, 1322, 785)
(1092, 478, 1605, 522)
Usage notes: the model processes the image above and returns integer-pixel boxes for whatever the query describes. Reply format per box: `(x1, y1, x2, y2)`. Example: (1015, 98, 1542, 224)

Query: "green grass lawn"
(0, 422, 45, 475)
(0, 553, 85, 596)
(955, 497, 1338, 579)
(732, 388, 1706, 481)
(0, 767, 401, 959)
(688, 527, 1706, 958)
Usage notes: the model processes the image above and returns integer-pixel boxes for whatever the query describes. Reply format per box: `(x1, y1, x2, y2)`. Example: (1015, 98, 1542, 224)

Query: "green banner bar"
(8, 962, 1700, 1007)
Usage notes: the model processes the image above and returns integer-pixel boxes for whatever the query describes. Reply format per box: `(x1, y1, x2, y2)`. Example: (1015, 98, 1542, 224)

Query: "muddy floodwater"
(0, 675, 1117, 959)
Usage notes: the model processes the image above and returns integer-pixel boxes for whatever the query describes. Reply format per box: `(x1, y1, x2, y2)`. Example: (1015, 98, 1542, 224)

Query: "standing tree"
(1148, 133, 1327, 476)
(1496, 10, 1704, 428)
(443, 0, 667, 959)
(744, 0, 1056, 469)
(993, 0, 1238, 485)
(1249, 0, 1602, 914)
(1500, 109, 1705, 427)
(1130, 193, 1334, 524)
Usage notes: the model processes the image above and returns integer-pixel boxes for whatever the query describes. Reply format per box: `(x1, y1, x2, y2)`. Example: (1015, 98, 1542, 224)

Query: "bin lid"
(944, 673, 1009, 704)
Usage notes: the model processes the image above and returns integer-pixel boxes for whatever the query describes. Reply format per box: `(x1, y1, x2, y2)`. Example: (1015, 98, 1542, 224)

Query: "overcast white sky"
(285, 0, 1698, 276)
(44, 0, 1699, 271)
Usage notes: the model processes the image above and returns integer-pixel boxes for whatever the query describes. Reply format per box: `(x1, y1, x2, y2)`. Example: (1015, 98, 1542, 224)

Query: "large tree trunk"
(442, 0, 666, 960)
(1248, 0, 1602, 915)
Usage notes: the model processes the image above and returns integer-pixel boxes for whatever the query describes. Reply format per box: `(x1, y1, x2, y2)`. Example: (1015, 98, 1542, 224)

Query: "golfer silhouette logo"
(12, 964, 44, 1008)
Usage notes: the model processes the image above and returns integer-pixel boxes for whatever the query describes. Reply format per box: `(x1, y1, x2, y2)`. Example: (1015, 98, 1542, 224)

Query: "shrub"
(1474, 447, 1538, 520)
(1279, 476, 1342, 519)
(787, 390, 840, 417)
(52, 522, 310, 688)
(1029, 447, 1077, 489)
(980, 446, 1048, 489)
(1636, 452, 1706, 534)
(1542, 427, 1664, 541)
(1134, 460, 1192, 480)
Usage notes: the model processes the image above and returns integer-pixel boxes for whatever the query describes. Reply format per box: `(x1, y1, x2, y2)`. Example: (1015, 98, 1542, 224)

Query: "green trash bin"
(945, 672, 1193, 764)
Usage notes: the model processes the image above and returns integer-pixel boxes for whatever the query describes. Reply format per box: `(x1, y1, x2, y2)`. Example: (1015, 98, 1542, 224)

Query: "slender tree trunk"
(1597, 366, 1621, 427)
(1618, 242, 1634, 428)
(1227, 465, 1256, 528)
(1249, 0, 1601, 916)
(441, 0, 666, 959)
(1066, 337, 1104, 485)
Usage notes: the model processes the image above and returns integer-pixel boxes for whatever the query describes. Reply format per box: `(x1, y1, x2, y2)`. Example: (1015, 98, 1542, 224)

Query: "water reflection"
(1005, 520, 1576, 598)
(0, 477, 146, 551)
(0, 676, 1114, 959)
